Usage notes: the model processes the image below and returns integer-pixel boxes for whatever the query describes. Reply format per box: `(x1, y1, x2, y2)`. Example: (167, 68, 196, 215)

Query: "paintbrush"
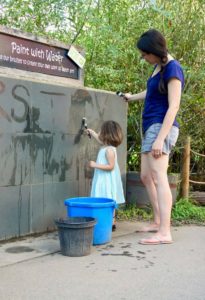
(73, 117, 91, 144)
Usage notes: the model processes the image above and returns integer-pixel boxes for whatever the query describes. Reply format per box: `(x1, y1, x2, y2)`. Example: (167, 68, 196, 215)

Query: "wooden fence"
(181, 136, 205, 198)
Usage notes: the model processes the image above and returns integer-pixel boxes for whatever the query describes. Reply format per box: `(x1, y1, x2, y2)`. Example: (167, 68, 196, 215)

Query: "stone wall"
(0, 76, 127, 240)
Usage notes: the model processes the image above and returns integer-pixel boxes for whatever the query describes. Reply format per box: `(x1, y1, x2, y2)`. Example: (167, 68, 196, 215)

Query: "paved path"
(0, 222, 204, 300)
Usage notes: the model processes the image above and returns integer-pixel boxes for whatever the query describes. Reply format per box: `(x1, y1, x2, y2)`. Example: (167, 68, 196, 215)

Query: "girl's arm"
(151, 78, 182, 158)
(89, 147, 115, 171)
(124, 90, 147, 102)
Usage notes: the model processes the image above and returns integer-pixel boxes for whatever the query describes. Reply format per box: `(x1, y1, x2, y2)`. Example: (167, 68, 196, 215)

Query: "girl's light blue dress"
(90, 146, 125, 204)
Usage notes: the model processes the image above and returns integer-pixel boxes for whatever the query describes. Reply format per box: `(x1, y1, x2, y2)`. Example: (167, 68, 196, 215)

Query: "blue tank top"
(142, 60, 184, 133)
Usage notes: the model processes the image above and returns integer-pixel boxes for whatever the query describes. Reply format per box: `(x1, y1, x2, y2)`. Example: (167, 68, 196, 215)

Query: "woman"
(124, 29, 184, 245)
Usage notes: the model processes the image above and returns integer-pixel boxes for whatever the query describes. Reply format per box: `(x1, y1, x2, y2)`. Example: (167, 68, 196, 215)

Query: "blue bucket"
(64, 197, 116, 245)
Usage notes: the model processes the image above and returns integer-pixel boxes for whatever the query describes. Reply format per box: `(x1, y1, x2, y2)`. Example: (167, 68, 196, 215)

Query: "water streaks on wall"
(0, 77, 126, 240)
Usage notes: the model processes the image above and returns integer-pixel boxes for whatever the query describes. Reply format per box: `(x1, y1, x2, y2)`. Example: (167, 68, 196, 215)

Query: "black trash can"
(55, 217, 97, 257)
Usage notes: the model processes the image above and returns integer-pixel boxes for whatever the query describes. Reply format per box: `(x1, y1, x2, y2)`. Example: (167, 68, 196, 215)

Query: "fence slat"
(189, 180, 205, 185)
(181, 136, 191, 198)
(190, 149, 205, 158)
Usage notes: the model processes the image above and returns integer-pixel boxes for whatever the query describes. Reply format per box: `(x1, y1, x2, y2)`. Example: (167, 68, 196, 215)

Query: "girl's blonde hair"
(98, 121, 123, 147)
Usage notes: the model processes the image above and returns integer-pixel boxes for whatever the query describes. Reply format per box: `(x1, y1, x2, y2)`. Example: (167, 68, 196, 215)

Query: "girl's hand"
(85, 129, 102, 144)
(84, 128, 91, 138)
(88, 160, 96, 168)
(151, 138, 164, 159)
(84, 128, 96, 137)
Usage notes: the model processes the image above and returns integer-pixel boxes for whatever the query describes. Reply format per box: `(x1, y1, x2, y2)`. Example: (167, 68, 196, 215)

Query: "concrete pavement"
(0, 221, 205, 300)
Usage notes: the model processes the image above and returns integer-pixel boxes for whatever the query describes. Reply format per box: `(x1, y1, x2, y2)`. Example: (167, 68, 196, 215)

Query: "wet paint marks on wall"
(0, 77, 127, 240)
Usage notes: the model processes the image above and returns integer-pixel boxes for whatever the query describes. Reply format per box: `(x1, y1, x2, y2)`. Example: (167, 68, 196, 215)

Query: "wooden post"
(181, 136, 191, 198)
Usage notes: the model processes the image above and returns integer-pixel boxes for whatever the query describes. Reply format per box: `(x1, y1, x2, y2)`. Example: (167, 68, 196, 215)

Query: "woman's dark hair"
(99, 121, 123, 147)
(136, 29, 168, 93)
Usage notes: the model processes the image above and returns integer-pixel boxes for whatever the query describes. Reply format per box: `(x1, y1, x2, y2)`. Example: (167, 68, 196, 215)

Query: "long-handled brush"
(74, 117, 91, 144)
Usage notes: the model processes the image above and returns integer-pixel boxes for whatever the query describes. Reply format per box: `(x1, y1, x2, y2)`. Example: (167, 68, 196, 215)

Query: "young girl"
(86, 120, 125, 230)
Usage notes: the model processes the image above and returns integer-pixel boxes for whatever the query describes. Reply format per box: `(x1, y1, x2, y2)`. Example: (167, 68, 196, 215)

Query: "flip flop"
(139, 236, 173, 245)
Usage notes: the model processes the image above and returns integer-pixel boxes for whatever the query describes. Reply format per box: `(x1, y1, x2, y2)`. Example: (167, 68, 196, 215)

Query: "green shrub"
(172, 198, 205, 224)
(117, 199, 205, 225)
(117, 204, 153, 221)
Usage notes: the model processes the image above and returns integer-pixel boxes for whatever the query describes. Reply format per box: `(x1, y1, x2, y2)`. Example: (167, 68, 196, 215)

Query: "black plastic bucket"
(55, 217, 97, 257)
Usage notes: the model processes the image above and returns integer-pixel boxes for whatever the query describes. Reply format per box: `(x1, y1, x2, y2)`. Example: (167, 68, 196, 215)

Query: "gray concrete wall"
(0, 76, 127, 240)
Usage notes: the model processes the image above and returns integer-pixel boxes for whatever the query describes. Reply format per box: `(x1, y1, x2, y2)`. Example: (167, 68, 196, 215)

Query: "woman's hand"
(151, 138, 164, 159)
(123, 90, 147, 102)
(123, 93, 132, 102)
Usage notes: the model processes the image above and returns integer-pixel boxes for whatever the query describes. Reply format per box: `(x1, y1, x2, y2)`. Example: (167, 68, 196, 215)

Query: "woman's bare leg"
(139, 153, 173, 243)
(149, 153, 172, 238)
(140, 154, 160, 230)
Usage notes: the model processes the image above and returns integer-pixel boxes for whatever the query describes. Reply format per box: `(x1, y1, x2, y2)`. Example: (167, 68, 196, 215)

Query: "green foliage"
(116, 204, 152, 221)
(0, 0, 205, 173)
(171, 198, 205, 224)
(117, 199, 205, 224)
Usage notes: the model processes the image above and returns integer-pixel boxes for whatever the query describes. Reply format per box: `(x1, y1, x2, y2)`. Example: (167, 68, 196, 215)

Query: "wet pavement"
(0, 221, 205, 300)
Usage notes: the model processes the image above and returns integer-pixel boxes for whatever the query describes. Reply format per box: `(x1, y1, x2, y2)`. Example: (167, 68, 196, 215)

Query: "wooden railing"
(181, 136, 205, 198)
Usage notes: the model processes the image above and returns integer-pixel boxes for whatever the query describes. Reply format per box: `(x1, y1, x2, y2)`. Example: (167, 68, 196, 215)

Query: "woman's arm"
(152, 78, 182, 157)
(89, 147, 115, 171)
(124, 90, 147, 102)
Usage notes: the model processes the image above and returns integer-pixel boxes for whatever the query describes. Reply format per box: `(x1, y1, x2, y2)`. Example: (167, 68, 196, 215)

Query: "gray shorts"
(141, 123, 179, 155)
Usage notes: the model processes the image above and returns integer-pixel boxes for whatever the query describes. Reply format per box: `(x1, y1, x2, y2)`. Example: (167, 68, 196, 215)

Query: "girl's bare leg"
(112, 209, 116, 231)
